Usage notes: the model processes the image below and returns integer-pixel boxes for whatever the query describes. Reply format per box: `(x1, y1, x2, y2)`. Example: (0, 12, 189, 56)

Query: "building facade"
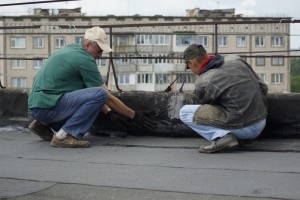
(0, 7, 291, 93)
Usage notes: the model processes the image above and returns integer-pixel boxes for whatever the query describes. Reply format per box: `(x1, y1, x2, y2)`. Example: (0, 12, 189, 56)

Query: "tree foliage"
(291, 58, 300, 92)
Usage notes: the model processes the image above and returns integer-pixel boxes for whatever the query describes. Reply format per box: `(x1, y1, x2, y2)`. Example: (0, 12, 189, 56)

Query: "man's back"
(28, 44, 103, 109)
(193, 55, 268, 128)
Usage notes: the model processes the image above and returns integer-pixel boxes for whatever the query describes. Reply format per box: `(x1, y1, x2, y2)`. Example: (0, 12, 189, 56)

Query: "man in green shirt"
(28, 26, 155, 148)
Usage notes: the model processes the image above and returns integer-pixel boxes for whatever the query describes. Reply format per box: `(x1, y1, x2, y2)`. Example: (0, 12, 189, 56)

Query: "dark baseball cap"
(183, 44, 207, 69)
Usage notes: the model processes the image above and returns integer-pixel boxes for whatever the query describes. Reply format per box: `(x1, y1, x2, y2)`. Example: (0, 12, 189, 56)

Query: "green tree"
(291, 75, 300, 92)
(291, 58, 300, 92)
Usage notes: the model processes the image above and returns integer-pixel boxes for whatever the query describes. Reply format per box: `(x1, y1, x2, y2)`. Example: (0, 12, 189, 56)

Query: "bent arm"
(106, 92, 135, 119)
(100, 85, 135, 119)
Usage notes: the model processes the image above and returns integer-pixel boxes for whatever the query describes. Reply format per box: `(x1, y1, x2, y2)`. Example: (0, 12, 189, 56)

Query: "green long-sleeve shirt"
(28, 44, 103, 109)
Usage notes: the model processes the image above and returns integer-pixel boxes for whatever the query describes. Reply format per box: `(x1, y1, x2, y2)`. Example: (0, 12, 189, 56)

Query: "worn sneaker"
(50, 135, 91, 148)
(199, 134, 239, 153)
(28, 120, 54, 141)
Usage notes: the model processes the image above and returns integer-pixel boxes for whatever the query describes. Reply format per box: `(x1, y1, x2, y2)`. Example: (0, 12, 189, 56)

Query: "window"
(117, 74, 130, 85)
(55, 37, 65, 48)
(155, 74, 171, 84)
(11, 60, 26, 69)
(115, 54, 132, 64)
(153, 35, 170, 45)
(136, 35, 152, 45)
(196, 36, 208, 47)
(115, 54, 136, 64)
(255, 36, 265, 47)
(177, 74, 196, 83)
(176, 35, 194, 45)
(257, 73, 266, 82)
(271, 57, 284, 66)
(271, 36, 283, 47)
(11, 37, 26, 48)
(176, 35, 208, 46)
(236, 36, 246, 47)
(137, 73, 153, 84)
(98, 59, 107, 67)
(75, 36, 82, 44)
(256, 57, 265, 66)
(155, 54, 168, 64)
(177, 53, 185, 64)
(127, 54, 136, 64)
(11, 77, 27, 88)
(33, 37, 44, 48)
(218, 36, 227, 47)
(115, 36, 129, 45)
(138, 54, 153, 64)
(271, 73, 284, 84)
(33, 59, 44, 69)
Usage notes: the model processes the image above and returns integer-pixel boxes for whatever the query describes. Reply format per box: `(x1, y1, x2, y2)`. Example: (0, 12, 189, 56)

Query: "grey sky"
(0, 0, 299, 48)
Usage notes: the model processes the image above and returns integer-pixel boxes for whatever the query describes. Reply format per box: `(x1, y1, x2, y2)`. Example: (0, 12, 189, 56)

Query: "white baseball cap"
(84, 26, 113, 53)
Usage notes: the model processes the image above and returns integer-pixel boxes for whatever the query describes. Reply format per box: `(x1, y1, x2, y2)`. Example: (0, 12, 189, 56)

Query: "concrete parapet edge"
(1, 89, 300, 138)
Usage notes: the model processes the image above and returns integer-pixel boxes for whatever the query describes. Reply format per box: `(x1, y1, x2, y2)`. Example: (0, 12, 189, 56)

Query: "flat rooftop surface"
(1, 126, 300, 200)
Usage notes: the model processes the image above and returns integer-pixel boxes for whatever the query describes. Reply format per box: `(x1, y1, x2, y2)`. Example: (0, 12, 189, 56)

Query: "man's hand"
(131, 111, 157, 130)
(105, 111, 129, 132)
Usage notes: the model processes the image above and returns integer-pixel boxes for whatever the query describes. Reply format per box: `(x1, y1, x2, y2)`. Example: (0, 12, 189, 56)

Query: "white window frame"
(271, 57, 284, 66)
(55, 37, 65, 48)
(218, 36, 227, 47)
(100, 59, 108, 67)
(271, 73, 284, 84)
(256, 57, 265, 66)
(176, 35, 194, 46)
(115, 36, 129, 45)
(117, 74, 130, 85)
(271, 36, 284, 47)
(138, 54, 152, 64)
(155, 73, 171, 84)
(115, 54, 129, 64)
(197, 36, 208, 47)
(136, 35, 152, 45)
(257, 73, 266, 82)
(177, 73, 196, 84)
(11, 37, 26, 48)
(33, 59, 44, 69)
(33, 36, 44, 48)
(11, 60, 26, 69)
(75, 36, 82, 45)
(255, 36, 265, 47)
(153, 35, 170, 45)
(236, 36, 247, 47)
(155, 54, 168, 64)
(177, 53, 185, 64)
(137, 73, 153, 84)
(11, 77, 27, 88)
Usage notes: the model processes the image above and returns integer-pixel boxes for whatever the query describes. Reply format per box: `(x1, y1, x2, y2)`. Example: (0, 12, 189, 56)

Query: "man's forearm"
(106, 93, 135, 119)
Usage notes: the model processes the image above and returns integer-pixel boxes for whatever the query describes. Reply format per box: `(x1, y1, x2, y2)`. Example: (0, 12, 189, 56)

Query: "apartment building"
(0, 7, 291, 92)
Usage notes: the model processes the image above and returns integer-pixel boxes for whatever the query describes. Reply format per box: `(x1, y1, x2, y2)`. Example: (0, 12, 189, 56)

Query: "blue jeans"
(30, 87, 108, 139)
(179, 105, 266, 141)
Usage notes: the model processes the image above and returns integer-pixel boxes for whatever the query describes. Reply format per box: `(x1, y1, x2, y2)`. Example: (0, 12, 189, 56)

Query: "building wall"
(0, 19, 4, 85)
(0, 11, 291, 93)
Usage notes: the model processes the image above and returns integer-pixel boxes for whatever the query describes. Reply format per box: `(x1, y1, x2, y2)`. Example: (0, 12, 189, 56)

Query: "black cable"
(0, 0, 79, 7)
(179, 75, 186, 93)
(163, 74, 182, 92)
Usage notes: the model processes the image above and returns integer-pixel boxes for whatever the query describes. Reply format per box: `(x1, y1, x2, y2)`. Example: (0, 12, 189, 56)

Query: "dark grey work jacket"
(193, 55, 268, 129)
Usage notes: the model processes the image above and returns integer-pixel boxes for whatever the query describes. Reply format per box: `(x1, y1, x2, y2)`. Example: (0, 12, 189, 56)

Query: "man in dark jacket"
(179, 44, 268, 153)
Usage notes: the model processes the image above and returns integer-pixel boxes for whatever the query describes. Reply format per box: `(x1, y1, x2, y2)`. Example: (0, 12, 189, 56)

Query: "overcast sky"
(0, 0, 299, 48)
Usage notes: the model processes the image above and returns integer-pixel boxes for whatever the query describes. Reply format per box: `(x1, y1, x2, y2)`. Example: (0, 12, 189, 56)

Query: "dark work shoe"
(50, 135, 91, 148)
(28, 120, 54, 141)
(199, 134, 239, 153)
